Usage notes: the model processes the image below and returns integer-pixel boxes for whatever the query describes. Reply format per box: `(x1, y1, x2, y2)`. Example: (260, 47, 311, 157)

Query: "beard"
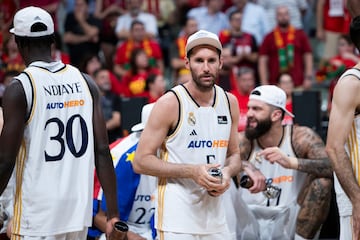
(245, 116, 272, 140)
(190, 67, 216, 91)
(278, 21, 289, 28)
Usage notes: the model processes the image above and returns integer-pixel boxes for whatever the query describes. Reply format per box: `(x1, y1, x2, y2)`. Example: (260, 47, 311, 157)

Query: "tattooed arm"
(290, 127, 333, 238)
(291, 125, 332, 177)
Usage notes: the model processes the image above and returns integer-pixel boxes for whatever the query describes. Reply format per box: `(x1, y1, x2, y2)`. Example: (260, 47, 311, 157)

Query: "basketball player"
(0, 6, 124, 239)
(239, 85, 333, 239)
(133, 30, 242, 240)
(326, 15, 360, 240)
(89, 103, 157, 240)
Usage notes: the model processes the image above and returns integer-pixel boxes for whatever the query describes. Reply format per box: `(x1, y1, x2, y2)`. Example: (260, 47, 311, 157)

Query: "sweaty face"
(186, 46, 222, 91)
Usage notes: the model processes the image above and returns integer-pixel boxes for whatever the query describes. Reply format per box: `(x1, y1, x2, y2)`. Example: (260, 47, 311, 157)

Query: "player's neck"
(185, 82, 215, 107)
(257, 124, 284, 148)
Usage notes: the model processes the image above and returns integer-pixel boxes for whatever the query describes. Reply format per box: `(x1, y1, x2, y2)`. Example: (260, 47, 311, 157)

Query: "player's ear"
(185, 57, 190, 69)
(271, 109, 282, 122)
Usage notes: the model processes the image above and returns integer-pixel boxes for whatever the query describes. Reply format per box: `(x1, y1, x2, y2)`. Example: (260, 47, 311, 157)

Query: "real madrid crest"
(188, 112, 196, 126)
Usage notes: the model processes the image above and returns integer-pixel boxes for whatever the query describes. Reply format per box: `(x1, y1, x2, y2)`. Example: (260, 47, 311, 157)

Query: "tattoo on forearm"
(292, 126, 332, 177)
(297, 158, 333, 177)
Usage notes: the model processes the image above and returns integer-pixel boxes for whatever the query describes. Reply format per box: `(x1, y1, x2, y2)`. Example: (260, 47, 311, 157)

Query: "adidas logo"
(190, 129, 197, 136)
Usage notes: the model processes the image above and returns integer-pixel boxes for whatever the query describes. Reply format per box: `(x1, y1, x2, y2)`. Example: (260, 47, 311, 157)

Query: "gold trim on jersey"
(157, 145, 168, 231)
(348, 121, 360, 185)
(23, 71, 37, 125)
(13, 140, 27, 236)
(166, 89, 184, 140)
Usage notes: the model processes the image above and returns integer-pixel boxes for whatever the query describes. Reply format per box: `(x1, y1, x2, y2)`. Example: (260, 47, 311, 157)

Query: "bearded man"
(237, 85, 332, 240)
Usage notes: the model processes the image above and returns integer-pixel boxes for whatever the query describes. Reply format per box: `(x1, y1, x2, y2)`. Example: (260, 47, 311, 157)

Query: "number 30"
(44, 114, 88, 161)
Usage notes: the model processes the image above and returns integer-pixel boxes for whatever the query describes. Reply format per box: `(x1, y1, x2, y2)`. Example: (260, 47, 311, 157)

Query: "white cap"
(249, 85, 294, 117)
(10, 6, 54, 37)
(131, 103, 155, 132)
(185, 30, 222, 55)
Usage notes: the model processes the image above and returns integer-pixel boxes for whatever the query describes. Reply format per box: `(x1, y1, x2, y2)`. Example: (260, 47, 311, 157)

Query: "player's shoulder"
(292, 124, 321, 143)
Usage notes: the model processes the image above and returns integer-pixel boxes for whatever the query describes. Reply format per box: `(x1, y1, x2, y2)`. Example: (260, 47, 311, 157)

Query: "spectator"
(0, 0, 17, 35)
(167, 0, 194, 39)
(51, 31, 70, 64)
(145, 72, 166, 103)
(257, 0, 308, 30)
(218, 45, 237, 92)
(115, 0, 158, 41)
(316, 0, 351, 61)
(238, 85, 332, 239)
(80, 53, 125, 97)
(63, 0, 102, 68)
(226, 0, 270, 46)
(141, 0, 175, 29)
(1, 34, 25, 75)
(187, 0, 230, 35)
(277, 72, 294, 125)
(258, 5, 313, 89)
(170, 17, 198, 85)
(89, 103, 157, 240)
(113, 20, 163, 79)
(219, 10, 258, 76)
(316, 34, 359, 114)
(230, 66, 256, 132)
(121, 48, 160, 97)
(94, 0, 125, 70)
(79, 53, 103, 78)
(94, 68, 123, 143)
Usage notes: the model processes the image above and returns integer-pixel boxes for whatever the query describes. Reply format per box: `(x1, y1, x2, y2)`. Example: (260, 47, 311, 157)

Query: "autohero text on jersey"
(187, 139, 229, 149)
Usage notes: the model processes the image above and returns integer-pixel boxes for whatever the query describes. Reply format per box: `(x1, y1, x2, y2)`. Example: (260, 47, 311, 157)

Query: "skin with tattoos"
(238, 86, 332, 239)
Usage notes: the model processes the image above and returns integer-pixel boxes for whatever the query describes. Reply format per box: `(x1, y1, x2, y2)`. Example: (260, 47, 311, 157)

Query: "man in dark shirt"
(94, 68, 122, 143)
(63, 0, 102, 67)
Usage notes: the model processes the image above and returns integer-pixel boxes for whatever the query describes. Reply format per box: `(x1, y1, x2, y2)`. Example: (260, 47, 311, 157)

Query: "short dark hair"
(15, 34, 55, 50)
(145, 73, 157, 91)
(130, 20, 145, 30)
(229, 10, 242, 21)
(350, 16, 360, 51)
(237, 66, 254, 77)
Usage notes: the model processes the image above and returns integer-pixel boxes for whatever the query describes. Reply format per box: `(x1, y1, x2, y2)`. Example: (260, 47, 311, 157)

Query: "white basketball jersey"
(127, 174, 156, 237)
(240, 125, 307, 238)
(241, 125, 307, 206)
(334, 68, 360, 217)
(156, 85, 231, 234)
(13, 61, 95, 236)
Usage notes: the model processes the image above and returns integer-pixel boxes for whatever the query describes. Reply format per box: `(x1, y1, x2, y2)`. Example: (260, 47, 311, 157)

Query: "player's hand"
(258, 147, 298, 169)
(208, 166, 231, 197)
(127, 230, 146, 240)
(241, 162, 266, 193)
(106, 217, 127, 240)
(6, 217, 12, 238)
(192, 163, 222, 192)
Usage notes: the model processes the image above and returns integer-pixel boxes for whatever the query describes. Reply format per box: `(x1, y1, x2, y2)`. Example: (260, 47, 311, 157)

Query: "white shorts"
(157, 230, 235, 240)
(339, 215, 353, 240)
(11, 228, 88, 240)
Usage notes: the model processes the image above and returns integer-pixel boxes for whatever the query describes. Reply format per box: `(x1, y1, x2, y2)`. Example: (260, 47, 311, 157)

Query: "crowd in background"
(0, 0, 355, 141)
